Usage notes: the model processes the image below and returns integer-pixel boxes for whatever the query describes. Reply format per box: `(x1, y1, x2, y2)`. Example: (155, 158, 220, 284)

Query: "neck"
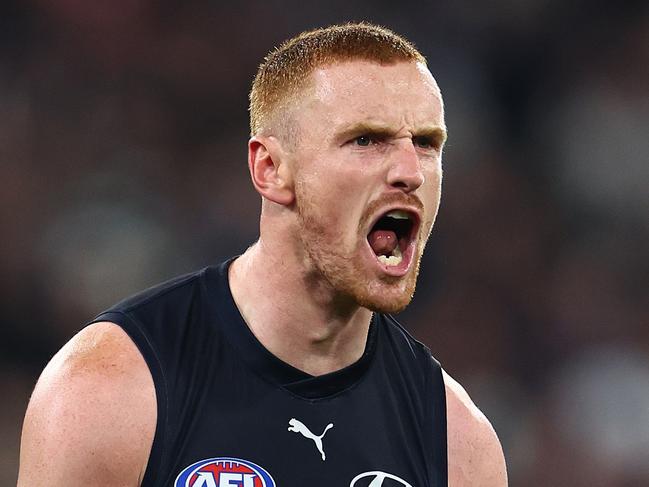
(229, 239, 373, 376)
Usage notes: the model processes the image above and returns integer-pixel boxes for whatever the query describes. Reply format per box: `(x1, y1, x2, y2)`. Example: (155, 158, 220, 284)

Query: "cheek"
(301, 165, 370, 210)
(296, 178, 357, 232)
(424, 164, 443, 201)
(421, 165, 443, 228)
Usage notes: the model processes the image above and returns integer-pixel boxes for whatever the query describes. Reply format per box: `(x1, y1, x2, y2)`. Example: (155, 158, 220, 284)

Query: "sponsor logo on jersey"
(175, 457, 276, 487)
(349, 470, 413, 487)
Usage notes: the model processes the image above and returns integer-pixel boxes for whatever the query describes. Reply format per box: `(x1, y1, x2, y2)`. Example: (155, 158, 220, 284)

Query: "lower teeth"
(377, 246, 403, 266)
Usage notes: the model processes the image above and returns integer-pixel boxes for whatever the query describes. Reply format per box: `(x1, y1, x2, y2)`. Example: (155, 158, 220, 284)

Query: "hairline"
(250, 23, 427, 138)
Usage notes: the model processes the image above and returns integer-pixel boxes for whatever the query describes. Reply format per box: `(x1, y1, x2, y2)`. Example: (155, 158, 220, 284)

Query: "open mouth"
(367, 209, 417, 268)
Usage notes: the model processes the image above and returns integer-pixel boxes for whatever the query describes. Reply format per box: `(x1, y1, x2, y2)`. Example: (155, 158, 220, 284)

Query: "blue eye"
(413, 135, 445, 151)
(413, 136, 432, 149)
(355, 135, 372, 146)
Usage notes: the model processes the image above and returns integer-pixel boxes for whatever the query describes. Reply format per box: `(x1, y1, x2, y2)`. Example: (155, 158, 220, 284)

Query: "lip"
(366, 205, 422, 235)
(364, 206, 421, 277)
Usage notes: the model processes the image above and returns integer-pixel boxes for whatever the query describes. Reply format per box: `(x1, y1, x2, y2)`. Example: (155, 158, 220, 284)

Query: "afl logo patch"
(175, 457, 276, 487)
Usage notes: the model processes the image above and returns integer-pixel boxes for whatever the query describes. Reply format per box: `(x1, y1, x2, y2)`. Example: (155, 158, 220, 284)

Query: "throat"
(229, 245, 374, 376)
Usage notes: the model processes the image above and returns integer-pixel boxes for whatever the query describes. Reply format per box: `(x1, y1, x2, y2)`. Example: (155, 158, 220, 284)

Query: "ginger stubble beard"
(294, 182, 427, 315)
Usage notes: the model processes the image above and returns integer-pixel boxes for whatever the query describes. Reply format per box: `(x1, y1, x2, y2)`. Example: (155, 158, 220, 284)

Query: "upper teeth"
(386, 210, 410, 220)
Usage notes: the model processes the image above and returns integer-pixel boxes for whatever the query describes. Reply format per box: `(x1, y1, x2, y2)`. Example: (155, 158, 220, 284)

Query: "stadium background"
(1, 1, 648, 485)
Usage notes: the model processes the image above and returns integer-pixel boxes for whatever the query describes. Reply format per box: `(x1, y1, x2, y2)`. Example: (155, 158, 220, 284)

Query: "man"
(18, 23, 507, 486)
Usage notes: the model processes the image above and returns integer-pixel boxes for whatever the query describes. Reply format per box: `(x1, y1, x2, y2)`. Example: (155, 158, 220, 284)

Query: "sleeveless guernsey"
(92, 260, 447, 487)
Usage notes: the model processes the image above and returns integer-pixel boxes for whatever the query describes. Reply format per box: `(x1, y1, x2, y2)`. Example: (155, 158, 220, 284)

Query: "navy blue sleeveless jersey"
(91, 260, 447, 487)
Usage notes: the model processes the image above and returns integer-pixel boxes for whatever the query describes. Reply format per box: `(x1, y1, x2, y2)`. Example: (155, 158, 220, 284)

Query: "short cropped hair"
(249, 22, 426, 136)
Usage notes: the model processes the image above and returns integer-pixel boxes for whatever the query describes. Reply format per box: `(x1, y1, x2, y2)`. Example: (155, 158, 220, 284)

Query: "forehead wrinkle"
(290, 62, 446, 142)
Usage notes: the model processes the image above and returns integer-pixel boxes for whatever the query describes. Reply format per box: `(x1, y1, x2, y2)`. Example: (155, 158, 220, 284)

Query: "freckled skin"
(18, 322, 156, 487)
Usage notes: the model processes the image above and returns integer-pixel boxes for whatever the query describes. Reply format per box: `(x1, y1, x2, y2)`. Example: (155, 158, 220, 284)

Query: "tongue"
(368, 230, 398, 256)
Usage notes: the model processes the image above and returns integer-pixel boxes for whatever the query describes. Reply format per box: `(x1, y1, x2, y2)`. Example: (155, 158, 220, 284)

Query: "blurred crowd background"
(1, 1, 648, 485)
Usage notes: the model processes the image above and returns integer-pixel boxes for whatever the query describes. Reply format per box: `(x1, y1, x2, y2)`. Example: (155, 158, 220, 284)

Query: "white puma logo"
(287, 418, 334, 461)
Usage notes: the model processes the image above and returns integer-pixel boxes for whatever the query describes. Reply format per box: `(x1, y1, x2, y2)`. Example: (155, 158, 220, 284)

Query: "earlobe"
(248, 136, 295, 206)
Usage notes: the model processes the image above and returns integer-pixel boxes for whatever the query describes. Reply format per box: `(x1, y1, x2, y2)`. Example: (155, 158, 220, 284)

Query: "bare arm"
(444, 370, 508, 487)
(18, 322, 156, 487)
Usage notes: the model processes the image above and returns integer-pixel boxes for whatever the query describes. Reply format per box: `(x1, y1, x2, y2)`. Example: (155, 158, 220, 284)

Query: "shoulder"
(443, 370, 508, 487)
(106, 267, 207, 314)
(18, 322, 156, 487)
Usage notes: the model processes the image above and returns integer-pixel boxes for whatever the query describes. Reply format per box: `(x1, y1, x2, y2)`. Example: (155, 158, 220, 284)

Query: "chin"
(359, 294, 413, 314)
(300, 233, 423, 315)
(354, 277, 417, 314)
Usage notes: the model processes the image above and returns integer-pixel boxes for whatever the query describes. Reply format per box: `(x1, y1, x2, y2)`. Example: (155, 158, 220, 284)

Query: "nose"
(386, 141, 425, 193)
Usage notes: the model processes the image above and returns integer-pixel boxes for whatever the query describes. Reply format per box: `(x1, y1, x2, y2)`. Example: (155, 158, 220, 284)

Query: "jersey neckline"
(202, 258, 379, 400)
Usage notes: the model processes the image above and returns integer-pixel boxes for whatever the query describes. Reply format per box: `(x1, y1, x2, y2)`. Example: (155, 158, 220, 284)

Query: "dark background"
(2, 1, 648, 485)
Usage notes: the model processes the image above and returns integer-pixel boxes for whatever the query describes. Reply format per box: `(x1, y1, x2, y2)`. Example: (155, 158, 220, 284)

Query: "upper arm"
(18, 322, 157, 487)
(444, 370, 508, 487)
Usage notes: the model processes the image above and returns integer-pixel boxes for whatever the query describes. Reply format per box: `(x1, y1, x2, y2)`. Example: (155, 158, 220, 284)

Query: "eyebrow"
(334, 121, 447, 145)
(413, 126, 448, 146)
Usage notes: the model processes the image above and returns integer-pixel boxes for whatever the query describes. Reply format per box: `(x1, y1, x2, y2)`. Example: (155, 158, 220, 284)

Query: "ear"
(248, 136, 295, 206)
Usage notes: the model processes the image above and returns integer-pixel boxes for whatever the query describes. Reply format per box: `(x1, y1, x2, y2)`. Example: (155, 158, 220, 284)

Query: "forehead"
(298, 60, 444, 131)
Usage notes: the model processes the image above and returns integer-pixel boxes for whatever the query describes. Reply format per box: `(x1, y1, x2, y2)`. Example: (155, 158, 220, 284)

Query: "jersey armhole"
(427, 353, 448, 486)
(89, 311, 168, 487)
